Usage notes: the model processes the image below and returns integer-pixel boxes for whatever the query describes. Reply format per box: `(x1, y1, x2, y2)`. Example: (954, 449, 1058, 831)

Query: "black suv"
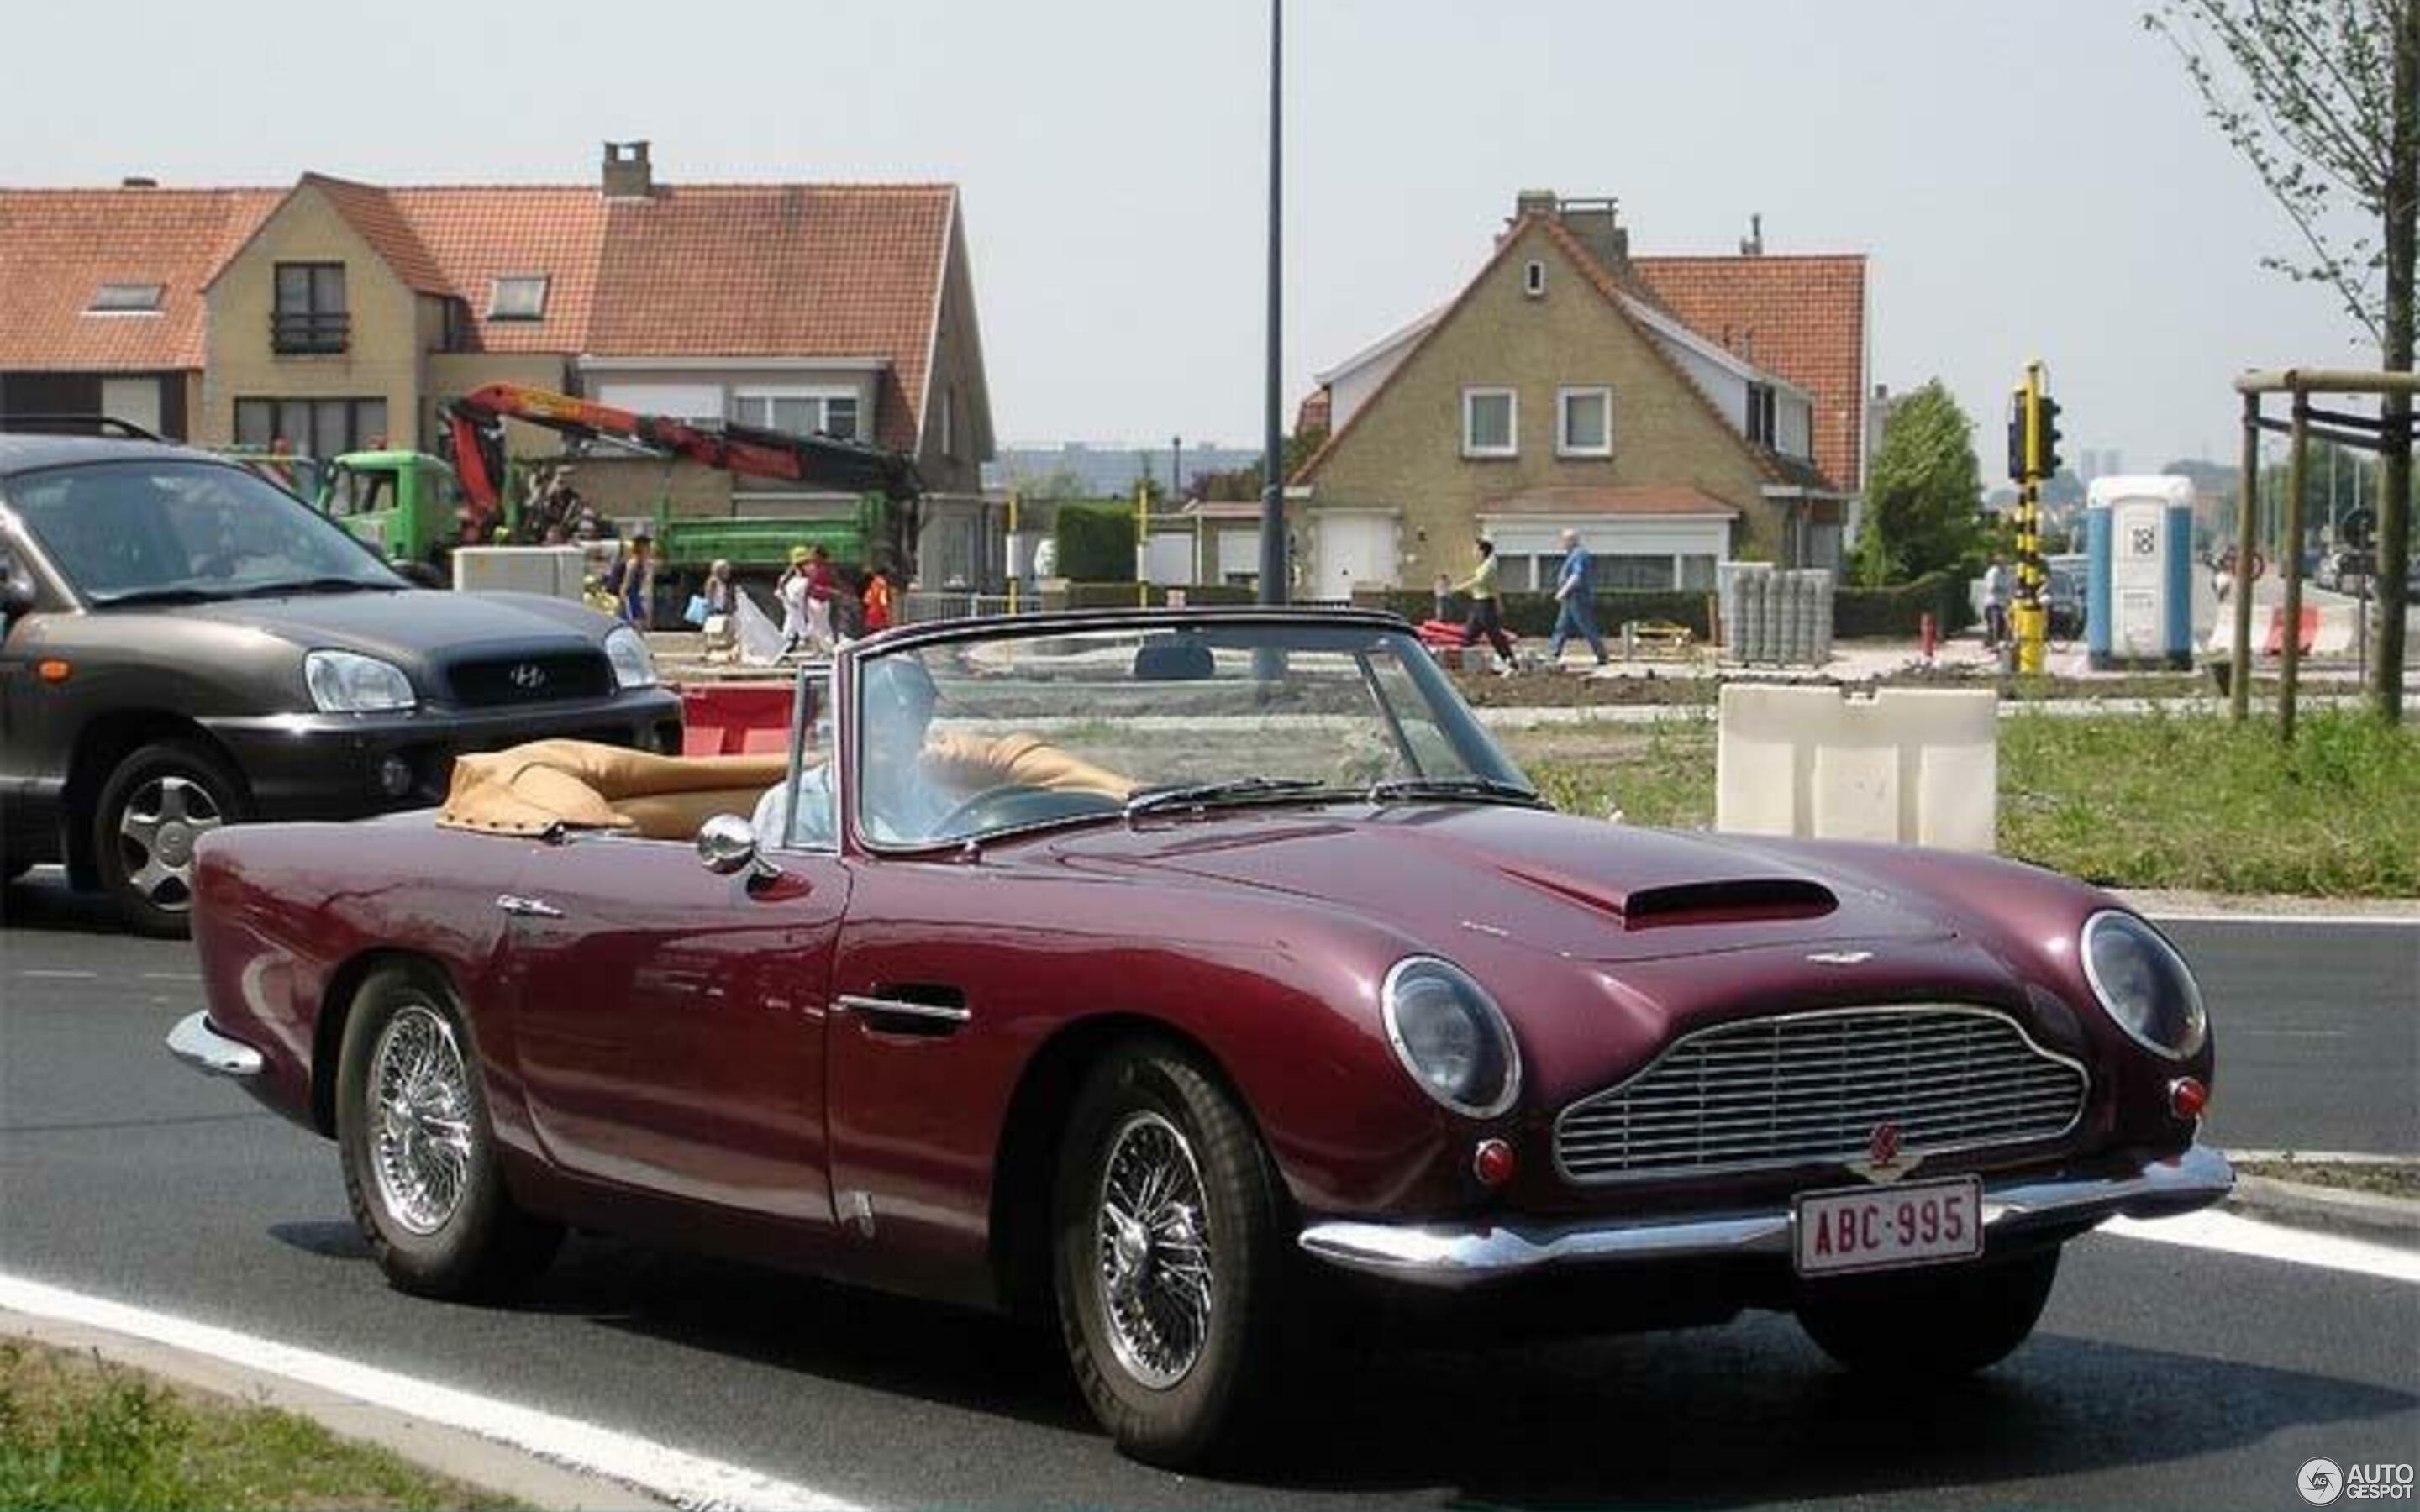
(0, 434, 681, 933)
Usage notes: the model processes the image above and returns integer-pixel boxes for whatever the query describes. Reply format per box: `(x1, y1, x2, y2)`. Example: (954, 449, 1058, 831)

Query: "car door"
(495, 830, 850, 1231)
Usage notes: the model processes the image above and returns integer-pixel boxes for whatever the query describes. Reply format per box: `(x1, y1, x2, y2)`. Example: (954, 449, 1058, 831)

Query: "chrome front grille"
(1555, 1005, 2087, 1184)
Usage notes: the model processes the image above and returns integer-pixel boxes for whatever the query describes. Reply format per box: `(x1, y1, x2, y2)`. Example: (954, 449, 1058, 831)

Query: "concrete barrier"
(1716, 684, 1997, 852)
(452, 545, 589, 600)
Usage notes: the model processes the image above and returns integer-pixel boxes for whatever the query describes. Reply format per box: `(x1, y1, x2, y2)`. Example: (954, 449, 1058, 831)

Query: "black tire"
(1052, 1042, 1294, 1469)
(1796, 1247, 2060, 1378)
(336, 963, 561, 1299)
(90, 739, 250, 937)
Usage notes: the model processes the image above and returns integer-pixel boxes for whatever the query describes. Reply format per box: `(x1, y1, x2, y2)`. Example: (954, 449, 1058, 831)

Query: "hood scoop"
(1619, 877, 1838, 930)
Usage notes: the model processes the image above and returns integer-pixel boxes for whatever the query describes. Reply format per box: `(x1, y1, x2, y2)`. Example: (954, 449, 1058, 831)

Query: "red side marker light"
(2168, 1076, 2207, 1120)
(36, 659, 70, 684)
(1473, 1138, 1517, 1188)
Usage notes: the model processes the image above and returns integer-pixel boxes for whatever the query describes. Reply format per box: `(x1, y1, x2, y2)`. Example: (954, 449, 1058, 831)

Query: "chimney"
(1739, 212, 1764, 256)
(1512, 188, 1559, 222)
(602, 140, 654, 198)
(121, 176, 158, 189)
(1553, 196, 1630, 277)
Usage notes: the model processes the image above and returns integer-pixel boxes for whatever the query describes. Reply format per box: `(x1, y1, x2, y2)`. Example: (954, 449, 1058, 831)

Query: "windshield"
(9, 459, 404, 603)
(832, 620, 1534, 849)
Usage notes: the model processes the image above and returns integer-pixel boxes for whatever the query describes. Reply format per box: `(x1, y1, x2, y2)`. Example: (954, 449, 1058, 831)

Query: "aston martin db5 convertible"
(170, 607, 2231, 1467)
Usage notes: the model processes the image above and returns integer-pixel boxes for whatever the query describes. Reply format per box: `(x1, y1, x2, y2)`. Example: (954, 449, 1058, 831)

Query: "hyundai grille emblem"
(509, 662, 547, 691)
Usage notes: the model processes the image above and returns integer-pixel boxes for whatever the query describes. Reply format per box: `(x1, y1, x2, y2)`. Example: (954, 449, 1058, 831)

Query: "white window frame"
(1461, 386, 1518, 459)
(487, 274, 550, 320)
(1557, 386, 1613, 459)
(731, 385, 861, 441)
(1523, 260, 1545, 298)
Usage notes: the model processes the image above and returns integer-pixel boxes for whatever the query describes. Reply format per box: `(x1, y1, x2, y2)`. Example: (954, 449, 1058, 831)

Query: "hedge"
(1052, 504, 1138, 582)
(1835, 570, 1974, 638)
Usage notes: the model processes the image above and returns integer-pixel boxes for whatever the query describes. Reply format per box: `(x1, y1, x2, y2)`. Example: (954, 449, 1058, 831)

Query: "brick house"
(1292, 192, 1865, 599)
(0, 143, 997, 581)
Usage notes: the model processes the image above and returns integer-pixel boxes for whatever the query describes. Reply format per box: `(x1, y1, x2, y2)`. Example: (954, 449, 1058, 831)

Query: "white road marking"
(0, 1273, 865, 1512)
(18, 969, 97, 979)
(140, 971, 202, 983)
(2235, 1027, 2352, 1038)
(2102, 1210, 2420, 1284)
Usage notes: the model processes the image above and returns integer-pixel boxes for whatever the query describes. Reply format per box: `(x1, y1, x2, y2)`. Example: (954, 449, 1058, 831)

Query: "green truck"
(224, 447, 484, 569)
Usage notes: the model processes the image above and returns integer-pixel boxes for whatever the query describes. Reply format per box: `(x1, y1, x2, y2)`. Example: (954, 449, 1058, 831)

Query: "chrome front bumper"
(166, 1011, 264, 1079)
(1297, 1143, 2233, 1289)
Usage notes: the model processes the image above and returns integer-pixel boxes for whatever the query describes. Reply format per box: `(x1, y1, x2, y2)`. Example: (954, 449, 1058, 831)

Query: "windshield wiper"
(227, 576, 398, 598)
(89, 586, 229, 607)
(1365, 774, 1546, 808)
(1124, 775, 1334, 819)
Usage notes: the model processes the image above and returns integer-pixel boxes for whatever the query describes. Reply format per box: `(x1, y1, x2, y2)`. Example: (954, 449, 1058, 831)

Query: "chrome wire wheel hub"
(117, 774, 223, 911)
(1094, 1110, 1214, 1390)
(367, 1005, 474, 1236)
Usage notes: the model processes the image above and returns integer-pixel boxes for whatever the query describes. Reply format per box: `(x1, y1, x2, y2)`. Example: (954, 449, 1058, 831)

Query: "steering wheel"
(930, 784, 1123, 840)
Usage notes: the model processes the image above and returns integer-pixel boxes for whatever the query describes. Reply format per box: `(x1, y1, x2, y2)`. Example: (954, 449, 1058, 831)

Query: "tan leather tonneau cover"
(438, 740, 789, 837)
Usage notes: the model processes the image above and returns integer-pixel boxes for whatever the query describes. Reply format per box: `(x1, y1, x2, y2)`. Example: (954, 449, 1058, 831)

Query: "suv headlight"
(303, 649, 415, 713)
(604, 625, 657, 689)
(2081, 911, 2207, 1059)
(1381, 957, 1521, 1118)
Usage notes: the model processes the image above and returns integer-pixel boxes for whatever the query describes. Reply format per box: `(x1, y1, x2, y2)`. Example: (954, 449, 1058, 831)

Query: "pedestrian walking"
(1982, 558, 2011, 648)
(1546, 528, 1608, 668)
(607, 533, 652, 626)
(1456, 537, 1518, 675)
(1432, 572, 1453, 624)
(777, 544, 813, 654)
(804, 544, 840, 651)
(861, 568, 895, 633)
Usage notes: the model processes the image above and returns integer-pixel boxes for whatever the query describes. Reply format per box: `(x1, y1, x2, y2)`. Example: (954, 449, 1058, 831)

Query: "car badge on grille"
(1805, 949, 1874, 965)
(1845, 1119, 1921, 1184)
(508, 662, 548, 691)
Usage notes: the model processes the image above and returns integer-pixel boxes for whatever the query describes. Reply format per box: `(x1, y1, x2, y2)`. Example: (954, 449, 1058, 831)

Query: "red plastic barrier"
(2260, 606, 2319, 657)
(677, 682, 794, 756)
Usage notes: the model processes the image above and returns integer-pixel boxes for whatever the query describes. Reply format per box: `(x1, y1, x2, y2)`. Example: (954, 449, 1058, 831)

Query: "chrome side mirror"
(697, 813, 780, 879)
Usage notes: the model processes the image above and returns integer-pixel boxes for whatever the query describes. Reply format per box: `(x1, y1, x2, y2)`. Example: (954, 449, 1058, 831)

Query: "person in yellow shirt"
(1456, 537, 1518, 675)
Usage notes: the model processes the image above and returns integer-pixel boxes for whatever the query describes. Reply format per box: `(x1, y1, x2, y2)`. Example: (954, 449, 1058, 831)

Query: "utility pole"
(1256, 0, 1287, 604)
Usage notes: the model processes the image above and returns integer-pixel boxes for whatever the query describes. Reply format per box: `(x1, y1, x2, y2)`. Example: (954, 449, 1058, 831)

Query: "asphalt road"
(3, 874, 2415, 1509)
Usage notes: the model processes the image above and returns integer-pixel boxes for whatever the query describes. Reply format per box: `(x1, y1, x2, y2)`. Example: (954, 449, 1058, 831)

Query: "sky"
(0, 0, 2380, 473)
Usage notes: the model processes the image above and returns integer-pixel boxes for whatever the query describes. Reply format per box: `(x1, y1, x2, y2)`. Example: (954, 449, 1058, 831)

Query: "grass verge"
(0, 1339, 521, 1512)
(1502, 707, 2420, 897)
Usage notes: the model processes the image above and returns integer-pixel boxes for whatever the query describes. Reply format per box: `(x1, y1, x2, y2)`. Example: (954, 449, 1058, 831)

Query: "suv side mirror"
(0, 559, 34, 619)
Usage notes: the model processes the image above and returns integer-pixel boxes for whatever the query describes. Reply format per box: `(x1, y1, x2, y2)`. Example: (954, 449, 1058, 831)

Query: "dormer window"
(487, 275, 550, 320)
(87, 282, 163, 314)
(1523, 260, 1545, 298)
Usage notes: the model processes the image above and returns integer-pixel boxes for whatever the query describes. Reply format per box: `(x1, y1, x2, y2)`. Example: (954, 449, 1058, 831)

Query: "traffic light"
(2007, 389, 2028, 483)
(2036, 393, 2064, 478)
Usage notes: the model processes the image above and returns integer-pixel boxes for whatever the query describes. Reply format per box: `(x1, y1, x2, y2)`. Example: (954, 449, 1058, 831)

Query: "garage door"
(1313, 513, 1399, 596)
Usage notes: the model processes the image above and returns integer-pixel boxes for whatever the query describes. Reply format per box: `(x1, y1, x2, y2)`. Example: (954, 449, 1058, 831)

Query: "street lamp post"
(1257, 0, 1286, 604)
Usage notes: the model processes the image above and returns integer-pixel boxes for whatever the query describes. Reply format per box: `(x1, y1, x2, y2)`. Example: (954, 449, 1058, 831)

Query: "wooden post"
(2279, 393, 2311, 741)
(2230, 391, 2260, 722)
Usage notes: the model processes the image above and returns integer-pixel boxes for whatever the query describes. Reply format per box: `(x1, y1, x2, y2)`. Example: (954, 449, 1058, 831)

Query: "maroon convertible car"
(169, 607, 2229, 1467)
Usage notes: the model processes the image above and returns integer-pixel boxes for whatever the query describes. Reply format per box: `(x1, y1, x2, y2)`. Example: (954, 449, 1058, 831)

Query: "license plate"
(1793, 1177, 1984, 1277)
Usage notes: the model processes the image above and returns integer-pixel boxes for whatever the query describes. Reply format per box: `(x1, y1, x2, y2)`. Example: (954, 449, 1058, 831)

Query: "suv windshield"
(812, 621, 1536, 849)
(8, 459, 404, 604)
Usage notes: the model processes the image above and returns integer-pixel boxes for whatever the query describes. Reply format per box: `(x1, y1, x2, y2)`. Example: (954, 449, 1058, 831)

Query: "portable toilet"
(2085, 475, 2195, 669)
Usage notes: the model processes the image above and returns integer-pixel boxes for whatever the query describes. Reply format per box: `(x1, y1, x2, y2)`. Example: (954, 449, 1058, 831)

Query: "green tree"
(2149, 0, 2416, 720)
(1851, 381, 1984, 586)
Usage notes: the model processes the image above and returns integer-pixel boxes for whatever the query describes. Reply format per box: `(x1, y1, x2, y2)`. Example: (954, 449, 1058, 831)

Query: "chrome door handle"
(834, 994, 971, 1026)
(495, 894, 564, 919)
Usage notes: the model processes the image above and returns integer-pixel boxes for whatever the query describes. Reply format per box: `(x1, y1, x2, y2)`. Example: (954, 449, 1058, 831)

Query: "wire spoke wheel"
(367, 1004, 475, 1236)
(1094, 1110, 1215, 1390)
(115, 774, 223, 911)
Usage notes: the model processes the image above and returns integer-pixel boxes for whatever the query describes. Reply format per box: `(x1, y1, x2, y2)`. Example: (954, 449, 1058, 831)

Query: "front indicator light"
(2168, 1076, 2208, 1120)
(377, 754, 414, 797)
(1473, 1138, 1518, 1188)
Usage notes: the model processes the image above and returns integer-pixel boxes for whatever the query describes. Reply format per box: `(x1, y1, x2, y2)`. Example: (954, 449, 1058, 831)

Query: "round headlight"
(604, 624, 657, 689)
(1381, 957, 1521, 1118)
(2081, 911, 2207, 1060)
(303, 649, 415, 713)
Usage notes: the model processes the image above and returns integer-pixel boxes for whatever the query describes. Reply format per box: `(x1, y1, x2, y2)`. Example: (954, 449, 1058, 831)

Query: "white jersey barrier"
(450, 545, 589, 600)
(1716, 685, 1998, 853)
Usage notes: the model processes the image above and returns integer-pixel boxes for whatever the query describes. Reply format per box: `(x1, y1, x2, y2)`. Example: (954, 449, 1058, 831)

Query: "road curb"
(0, 1308, 673, 1512)
(2223, 1175, 2420, 1250)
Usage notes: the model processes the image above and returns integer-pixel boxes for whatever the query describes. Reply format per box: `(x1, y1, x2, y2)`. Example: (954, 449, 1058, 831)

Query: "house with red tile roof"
(1290, 191, 1864, 598)
(2, 144, 996, 580)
